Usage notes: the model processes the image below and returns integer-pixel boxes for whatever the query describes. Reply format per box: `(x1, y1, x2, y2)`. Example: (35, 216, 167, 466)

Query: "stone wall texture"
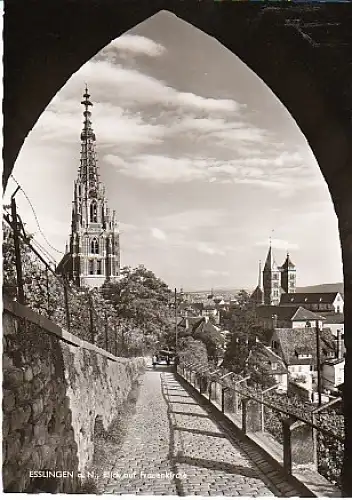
(2, 299, 146, 493)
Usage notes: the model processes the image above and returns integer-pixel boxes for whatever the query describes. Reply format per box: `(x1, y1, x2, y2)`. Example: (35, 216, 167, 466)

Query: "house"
(323, 312, 344, 338)
(191, 302, 220, 323)
(279, 292, 344, 314)
(256, 305, 325, 330)
(177, 314, 203, 332)
(248, 344, 288, 392)
(270, 327, 337, 386)
(322, 358, 345, 391)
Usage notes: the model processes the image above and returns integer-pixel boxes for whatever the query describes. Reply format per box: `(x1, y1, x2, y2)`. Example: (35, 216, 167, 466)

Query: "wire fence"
(3, 205, 145, 357)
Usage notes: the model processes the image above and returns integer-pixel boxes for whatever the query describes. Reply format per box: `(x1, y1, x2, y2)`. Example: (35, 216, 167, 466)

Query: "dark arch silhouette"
(4, 1, 352, 494)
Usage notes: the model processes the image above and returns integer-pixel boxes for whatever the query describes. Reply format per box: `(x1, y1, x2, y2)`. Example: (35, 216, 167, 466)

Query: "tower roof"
(281, 253, 295, 271)
(80, 86, 96, 141)
(78, 86, 99, 192)
(263, 245, 278, 272)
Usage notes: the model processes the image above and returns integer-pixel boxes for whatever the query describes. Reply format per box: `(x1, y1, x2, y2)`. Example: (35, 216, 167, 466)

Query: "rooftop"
(280, 292, 341, 305)
(273, 327, 336, 366)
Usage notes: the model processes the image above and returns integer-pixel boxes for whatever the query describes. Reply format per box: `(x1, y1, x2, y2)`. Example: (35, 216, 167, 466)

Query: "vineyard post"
(104, 310, 109, 352)
(63, 278, 71, 331)
(114, 323, 118, 357)
(11, 194, 25, 304)
(45, 267, 51, 318)
(88, 291, 95, 344)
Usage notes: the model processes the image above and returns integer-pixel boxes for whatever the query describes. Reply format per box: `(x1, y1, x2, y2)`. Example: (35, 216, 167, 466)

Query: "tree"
(222, 289, 273, 387)
(102, 265, 174, 349)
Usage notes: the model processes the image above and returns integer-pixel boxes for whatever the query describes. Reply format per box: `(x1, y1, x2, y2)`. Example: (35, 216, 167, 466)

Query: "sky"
(3, 11, 343, 291)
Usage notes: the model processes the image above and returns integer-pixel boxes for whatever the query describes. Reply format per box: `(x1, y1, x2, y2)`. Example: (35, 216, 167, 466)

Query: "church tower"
(280, 253, 296, 294)
(58, 87, 120, 288)
(263, 244, 281, 305)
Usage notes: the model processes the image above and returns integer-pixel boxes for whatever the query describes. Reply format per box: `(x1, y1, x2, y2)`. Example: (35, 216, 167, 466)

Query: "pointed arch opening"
(90, 200, 98, 223)
(4, 5, 352, 493)
(91, 238, 99, 254)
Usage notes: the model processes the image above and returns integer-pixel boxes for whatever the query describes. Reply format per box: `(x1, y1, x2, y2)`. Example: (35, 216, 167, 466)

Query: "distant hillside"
(296, 283, 344, 294)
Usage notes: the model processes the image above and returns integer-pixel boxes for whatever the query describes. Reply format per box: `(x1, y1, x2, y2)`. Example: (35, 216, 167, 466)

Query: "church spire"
(79, 86, 99, 191)
(264, 244, 273, 271)
(258, 260, 262, 288)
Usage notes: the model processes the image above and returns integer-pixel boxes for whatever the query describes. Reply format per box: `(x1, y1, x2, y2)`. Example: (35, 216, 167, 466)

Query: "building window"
(91, 238, 99, 254)
(273, 290, 278, 297)
(337, 305, 341, 313)
(97, 260, 102, 275)
(273, 273, 279, 280)
(290, 274, 295, 280)
(305, 321, 311, 328)
(271, 362, 278, 371)
(90, 201, 98, 222)
(88, 260, 95, 275)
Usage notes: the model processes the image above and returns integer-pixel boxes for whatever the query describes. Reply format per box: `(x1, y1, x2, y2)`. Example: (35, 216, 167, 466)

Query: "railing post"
(221, 387, 229, 414)
(242, 398, 248, 434)
(233, 386, 238, 414)
(312, 412, 318, 471)
(282, 419, 292, 475)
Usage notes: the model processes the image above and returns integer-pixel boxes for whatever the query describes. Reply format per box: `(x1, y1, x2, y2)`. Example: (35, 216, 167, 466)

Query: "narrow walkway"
(104, 365, 300, 496)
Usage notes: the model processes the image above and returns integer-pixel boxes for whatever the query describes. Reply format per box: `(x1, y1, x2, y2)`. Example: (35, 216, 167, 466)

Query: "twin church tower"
(57, 88, 120, 288)
(251, 245, 296, 306)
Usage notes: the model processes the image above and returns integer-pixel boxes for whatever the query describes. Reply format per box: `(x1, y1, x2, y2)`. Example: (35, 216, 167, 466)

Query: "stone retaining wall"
(2, 297, 146, 493)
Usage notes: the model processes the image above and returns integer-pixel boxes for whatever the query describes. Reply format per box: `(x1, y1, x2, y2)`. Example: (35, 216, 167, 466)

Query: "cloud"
(255, 238, 299, 251)
(107, 34, 166, 57)
(156, 208, 228, 232)
(120, 222, 137, 233)
(197, 242, 225, 256)
(105, 150, 318, 196)
(32, 97, 166, 149)
(151, 227, 167, 240)
(65, 60, 242, 114)
(106, 154, 211, 183)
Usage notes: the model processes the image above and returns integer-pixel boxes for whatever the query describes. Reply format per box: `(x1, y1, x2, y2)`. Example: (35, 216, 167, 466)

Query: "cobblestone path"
(104, 365, 301, 496)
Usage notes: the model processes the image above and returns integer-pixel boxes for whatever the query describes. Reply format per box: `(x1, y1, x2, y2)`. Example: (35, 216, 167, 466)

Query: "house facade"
(256, 305, 325, 330)
(279, 292, 344, 314)
(270, 327, 337, 389)
(322, 358, 345, 391)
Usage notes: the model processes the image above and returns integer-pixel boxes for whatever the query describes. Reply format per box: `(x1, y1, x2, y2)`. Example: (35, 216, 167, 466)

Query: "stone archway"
(4, 1, 352, 494)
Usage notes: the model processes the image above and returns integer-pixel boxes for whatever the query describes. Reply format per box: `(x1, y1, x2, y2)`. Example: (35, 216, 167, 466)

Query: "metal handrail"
(181, 362, 344, 443)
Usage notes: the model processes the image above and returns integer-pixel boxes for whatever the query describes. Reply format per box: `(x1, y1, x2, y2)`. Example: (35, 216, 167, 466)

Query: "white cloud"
(156, 209, 227, 232)
(106, 154, 211, 183)
(255, 238, 299, 251)
(32, 97, 166, 149)
(151, 227, 167, 240)
(107, 34, 166, 57)
(65, 60, 242, 114)
(197, 242, 225, 256)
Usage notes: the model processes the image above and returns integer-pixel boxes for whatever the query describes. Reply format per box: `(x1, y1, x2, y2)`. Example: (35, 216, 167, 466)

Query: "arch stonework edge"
(4, 0, 352, 493)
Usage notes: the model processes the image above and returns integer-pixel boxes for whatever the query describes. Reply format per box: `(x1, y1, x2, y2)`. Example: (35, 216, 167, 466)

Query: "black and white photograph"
(3, 0, 352, 496)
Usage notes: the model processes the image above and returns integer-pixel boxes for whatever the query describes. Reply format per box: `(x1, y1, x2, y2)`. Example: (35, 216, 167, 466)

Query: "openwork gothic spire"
(79, 86, 99, 191)
(57, 87, 121, 288)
